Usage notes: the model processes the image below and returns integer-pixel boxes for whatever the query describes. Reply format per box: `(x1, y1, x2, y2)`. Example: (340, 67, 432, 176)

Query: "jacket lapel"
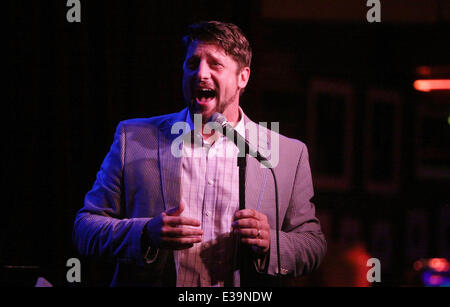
(158, 108, 189, 212)
(243, 115, 270, 211)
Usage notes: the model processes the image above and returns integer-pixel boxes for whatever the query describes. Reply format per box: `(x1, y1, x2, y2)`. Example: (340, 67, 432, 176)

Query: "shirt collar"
(232, 107, 245, 137)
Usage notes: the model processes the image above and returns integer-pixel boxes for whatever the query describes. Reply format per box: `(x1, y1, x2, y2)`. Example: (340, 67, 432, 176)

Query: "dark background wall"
(4, 0, 449, 286)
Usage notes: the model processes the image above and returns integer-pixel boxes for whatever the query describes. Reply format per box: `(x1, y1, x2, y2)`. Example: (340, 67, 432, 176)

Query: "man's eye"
(185, 60, 198, 69)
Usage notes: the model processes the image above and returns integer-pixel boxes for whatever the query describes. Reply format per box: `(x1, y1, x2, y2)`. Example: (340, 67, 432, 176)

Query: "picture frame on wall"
(414, 97, 450, 180)
(363, 89, 402, 194)
(307, 79, 355, 190)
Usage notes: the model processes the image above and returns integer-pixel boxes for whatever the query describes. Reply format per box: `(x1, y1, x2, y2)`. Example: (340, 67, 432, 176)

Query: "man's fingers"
(162, 236, 203, 248)
(163, 215, 201, 227)
(164, 237, 203, 244)
(232, 212, 271, 254)
(161, 226, 203, 237)
(241, 237, 266, 246)
(234, 209, 267, 222)
(241, 237, 269, 251)
(237, 228, 267, 239)
(166, 201, 185, 216)
(232, 218, 260, 229)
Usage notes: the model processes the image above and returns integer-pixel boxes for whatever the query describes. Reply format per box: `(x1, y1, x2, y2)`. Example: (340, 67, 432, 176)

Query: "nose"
(196, 60, 211, 81)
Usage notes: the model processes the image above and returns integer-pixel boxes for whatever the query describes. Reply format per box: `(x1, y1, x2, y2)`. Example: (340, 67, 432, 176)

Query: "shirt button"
(208, 179, 214, 185)
(205, 211, 210, 216)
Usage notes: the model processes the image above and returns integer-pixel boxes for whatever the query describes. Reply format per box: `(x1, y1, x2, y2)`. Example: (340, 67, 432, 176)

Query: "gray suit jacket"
(73, 108, 326, 286)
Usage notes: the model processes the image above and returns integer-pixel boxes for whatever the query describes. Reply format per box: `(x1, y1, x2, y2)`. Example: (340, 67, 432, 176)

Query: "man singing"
(73, 21, 326, 286)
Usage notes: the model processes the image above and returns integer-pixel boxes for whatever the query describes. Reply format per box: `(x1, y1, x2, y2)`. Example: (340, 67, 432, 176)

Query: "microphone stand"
(236, 154, 282, 286)
(215, 115, 281, 286)
(237, 154, 250, 286)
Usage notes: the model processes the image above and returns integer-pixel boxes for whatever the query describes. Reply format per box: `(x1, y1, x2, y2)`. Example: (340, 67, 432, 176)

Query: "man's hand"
(145, 201, 203, 250)
(232, 209, 270, 254)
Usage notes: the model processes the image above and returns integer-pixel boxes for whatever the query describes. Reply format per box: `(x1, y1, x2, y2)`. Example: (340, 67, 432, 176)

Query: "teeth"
(196, 88, 216, 99)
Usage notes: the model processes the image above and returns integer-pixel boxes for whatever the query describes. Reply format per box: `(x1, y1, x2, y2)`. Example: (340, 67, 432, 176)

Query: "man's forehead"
(186, 40, 228, 58)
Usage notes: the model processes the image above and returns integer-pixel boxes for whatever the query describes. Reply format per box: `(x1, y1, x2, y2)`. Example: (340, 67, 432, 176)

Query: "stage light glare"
(414, 79, 450, 92)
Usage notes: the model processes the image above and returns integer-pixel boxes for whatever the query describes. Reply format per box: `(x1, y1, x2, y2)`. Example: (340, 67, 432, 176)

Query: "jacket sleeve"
(266, 142, 327, 277)
(72, 122, 151, 266)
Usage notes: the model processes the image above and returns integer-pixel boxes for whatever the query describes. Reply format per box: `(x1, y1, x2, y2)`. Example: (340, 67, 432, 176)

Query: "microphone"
(209, 112, 283, 279)
(208, 112, 272, 168)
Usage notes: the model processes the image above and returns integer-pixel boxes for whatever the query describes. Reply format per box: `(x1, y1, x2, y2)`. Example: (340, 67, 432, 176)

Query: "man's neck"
(222, 104, 240, 126)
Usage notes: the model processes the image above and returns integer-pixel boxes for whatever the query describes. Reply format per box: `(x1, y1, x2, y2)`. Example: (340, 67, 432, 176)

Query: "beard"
(186, 86, 241, 123)
(214, 88, 240, 114)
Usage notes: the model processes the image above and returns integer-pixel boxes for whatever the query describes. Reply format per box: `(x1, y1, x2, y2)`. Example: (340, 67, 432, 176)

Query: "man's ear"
(238, 67, 251, 89)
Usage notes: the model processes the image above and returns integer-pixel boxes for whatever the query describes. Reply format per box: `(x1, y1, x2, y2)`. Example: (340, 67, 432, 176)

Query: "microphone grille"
(209, 112, 227, 126)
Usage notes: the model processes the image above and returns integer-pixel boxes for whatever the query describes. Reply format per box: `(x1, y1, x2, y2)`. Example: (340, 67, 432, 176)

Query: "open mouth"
(194, 88, 217, 104)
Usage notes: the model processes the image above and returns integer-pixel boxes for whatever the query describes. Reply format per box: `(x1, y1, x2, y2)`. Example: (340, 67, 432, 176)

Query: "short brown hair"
(182, 21, 252, 70)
